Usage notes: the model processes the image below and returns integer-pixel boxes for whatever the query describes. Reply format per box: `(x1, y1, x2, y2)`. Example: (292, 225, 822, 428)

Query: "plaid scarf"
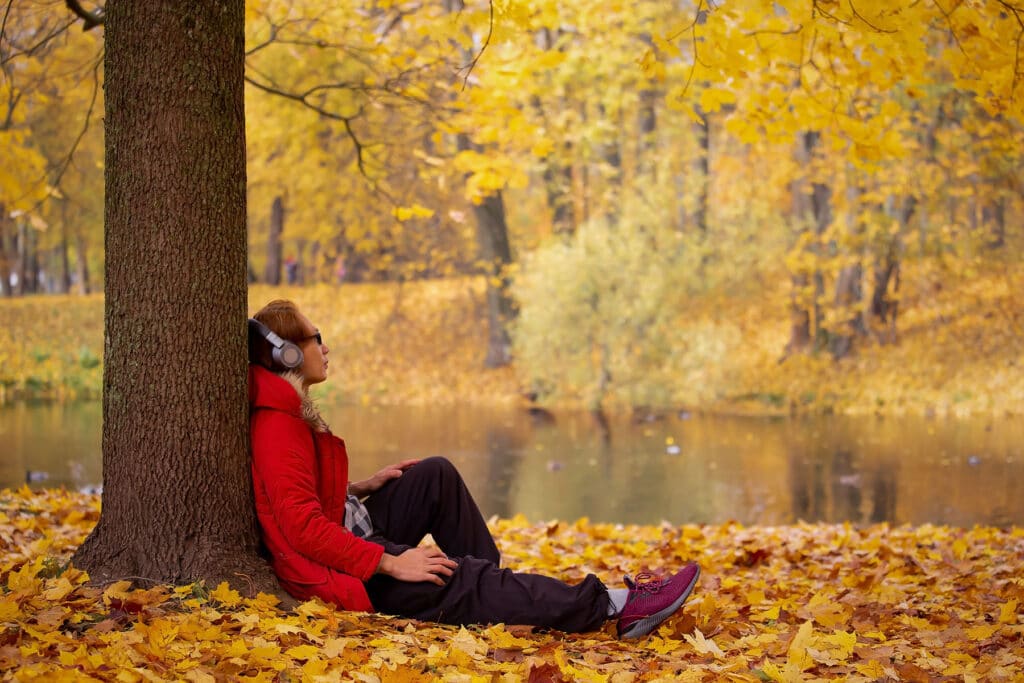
(344, 495, 374, 538)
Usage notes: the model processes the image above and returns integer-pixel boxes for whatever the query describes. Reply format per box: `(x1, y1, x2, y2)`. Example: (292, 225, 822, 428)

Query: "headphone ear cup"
(277, 342, 304, 369)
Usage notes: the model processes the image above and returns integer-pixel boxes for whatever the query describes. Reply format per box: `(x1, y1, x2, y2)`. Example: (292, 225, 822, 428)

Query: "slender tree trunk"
(984, 196, 1006, 249)
(636, 76, 658, 178)
(809, 169, 832, 345)
(0, 205, 11, 297)
(264, 195, 283, 285)
(830, 172, 866, 360)
(295, 238, 307, 285)
(75, 229, 91, 295)
(786, 132, 832, 353)
(72, 0, 277, 594)
(58, 232, 72, 293)
(692, 105, 710, 235)
(58, 202, 73, 293)
(543, 144, 575, 237)
(870, 197, 914, 343)
(443, 0, 515, 367)
(309, 240, 321, 283)
(456, 132, 515, 368)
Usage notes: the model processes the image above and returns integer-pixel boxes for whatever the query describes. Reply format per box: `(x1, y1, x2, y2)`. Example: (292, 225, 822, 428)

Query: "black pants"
(362, 457, 610, 633)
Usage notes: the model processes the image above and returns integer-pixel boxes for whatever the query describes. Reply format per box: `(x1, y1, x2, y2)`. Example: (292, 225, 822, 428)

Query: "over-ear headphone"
(248, 318, 304, 370)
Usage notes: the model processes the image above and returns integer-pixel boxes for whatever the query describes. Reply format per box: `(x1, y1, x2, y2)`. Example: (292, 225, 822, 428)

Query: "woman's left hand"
(349, 459, 420, 497)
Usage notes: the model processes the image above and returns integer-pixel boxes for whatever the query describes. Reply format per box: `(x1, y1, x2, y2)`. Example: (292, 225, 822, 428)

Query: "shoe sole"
(619, 565, 701, 639)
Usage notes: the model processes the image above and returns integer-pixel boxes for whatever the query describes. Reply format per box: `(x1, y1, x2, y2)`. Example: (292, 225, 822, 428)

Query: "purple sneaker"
(616, 563, 700, 639)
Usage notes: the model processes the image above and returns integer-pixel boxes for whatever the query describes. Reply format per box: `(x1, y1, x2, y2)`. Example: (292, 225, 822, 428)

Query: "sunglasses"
(298, 331, 323, 346)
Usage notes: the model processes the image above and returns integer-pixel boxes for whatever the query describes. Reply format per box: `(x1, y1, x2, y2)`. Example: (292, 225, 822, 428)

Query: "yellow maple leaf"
(210, 582, 242, 608)
(683, 628, 725, 658)
(966, 623, 1000, 640)
(787, 620, 815, 671)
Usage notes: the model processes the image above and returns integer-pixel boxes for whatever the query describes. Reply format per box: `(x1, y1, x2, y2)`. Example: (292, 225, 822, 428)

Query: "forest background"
(1, 0, 1022, 420)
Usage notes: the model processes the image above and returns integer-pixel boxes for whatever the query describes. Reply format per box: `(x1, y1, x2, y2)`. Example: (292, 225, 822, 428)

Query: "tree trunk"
(466, 180, 514, 368)
(13, 223, 26, 295)
(75, 229, 91, 295)
(72, 0, 277, 595)
(59, 207, 73, 294)
(692, 105, 710, 234)
(870, 196, 914, 343)
(309, 241, 321, 284)
(984, 196, 1006, 249)
(0, 205, 11, 297)
(543, 146, 575, 237)
(442, 0, 515, 368)
(264, 195, 283, 285)
(786, 131, 827, 352)
(636, 77, 658, 178)
(830, 174, 866, 360)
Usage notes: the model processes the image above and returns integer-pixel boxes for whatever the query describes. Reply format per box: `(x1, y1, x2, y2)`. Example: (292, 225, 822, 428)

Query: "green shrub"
(512, 203, 696, 410)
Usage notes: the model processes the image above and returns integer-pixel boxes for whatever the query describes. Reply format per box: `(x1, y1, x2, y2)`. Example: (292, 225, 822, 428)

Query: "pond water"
(1, 401, 1021, 527)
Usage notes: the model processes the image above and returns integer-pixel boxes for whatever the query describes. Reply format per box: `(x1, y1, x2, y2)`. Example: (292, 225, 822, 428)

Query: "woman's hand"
(349, 459, 420, 498)
(377, 547, 457, 585)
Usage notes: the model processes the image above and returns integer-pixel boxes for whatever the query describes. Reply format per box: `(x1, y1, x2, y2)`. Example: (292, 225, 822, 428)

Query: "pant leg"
(362, 457, 500, 565)
(365, 555, 611, 633)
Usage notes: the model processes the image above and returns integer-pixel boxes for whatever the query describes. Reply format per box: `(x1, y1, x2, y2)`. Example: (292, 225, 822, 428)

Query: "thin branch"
(812, 0, 853, 26)
(1, 87, 21, 130)
(672, 1, 706, 102)
(458, 0, 493, 90)
(666, 1, 705, 42)
(848, 0, 897, 33)
(1, 0, 14, 52)
(64, 0, 104, 30)
(26, 52, 103, 213)
(746, 24, 804, 38)
(245, 22, 278, 57)
(1, 17, 78, 67)
(930, 0, 966, 55)
(996, 0, 1024, 95)
(244, 74, 373, 178)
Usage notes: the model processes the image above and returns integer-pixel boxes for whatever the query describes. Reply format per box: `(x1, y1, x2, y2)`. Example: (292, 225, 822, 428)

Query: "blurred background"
(1, 0, 1021, 526)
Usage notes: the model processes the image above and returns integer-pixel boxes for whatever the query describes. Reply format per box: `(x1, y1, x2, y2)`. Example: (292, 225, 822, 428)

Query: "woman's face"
(294, 313, 329, 387)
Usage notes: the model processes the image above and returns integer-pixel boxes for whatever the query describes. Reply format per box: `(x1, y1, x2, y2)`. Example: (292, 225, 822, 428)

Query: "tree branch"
(65, 0, 104, 30)
(996, 0, 1024, 95)
(458, 0, 492, 90)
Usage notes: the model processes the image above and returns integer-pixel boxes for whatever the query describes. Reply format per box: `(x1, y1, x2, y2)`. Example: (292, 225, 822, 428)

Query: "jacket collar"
(249, 364, 329, 432)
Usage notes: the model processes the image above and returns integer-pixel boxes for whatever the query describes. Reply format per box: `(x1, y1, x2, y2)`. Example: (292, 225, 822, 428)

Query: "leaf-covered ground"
(2, 489, 1022, 681)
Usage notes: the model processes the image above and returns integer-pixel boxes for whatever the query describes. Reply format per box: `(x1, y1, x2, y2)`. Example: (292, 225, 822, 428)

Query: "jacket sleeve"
(252, 414, 385, 580)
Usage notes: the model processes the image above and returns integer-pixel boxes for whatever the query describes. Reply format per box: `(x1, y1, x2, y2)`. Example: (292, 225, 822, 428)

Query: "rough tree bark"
(71, 0, 277, 594)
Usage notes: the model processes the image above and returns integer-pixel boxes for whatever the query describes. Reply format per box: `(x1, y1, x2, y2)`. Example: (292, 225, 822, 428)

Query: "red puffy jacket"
(249, 364, 384, 611)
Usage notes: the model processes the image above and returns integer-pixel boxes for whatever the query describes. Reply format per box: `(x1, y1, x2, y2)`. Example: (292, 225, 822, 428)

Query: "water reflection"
(1, 401, 1021, 527)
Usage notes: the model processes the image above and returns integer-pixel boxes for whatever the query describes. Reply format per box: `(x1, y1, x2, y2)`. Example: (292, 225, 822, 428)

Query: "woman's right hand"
(377, 548, 458, 585)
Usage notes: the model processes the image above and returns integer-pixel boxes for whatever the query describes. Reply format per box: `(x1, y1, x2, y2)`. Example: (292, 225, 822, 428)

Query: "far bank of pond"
(3, 400, 1020, 527)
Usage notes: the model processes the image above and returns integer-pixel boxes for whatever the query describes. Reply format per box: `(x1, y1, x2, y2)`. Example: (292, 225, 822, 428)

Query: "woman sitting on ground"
(248, 299, 700, 638)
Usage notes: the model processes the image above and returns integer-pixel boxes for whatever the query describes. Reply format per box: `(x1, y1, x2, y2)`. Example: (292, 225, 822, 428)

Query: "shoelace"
(630, 572, 666, 594)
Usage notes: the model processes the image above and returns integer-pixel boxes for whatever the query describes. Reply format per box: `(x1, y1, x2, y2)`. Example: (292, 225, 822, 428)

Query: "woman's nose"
(322, 344, 329, 355)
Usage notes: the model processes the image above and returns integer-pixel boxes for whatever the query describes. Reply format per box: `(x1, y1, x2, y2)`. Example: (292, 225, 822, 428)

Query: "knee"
(419, 458, 456, 475)
(415, 456, 460, 482)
